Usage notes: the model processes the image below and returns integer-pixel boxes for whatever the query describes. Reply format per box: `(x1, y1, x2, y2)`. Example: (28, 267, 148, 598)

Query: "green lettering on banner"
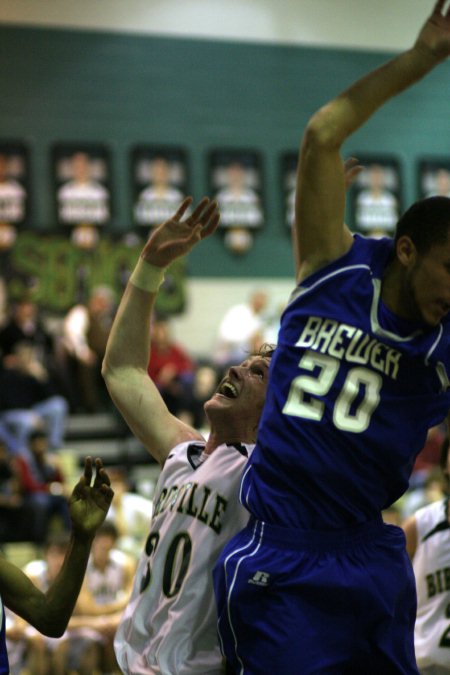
(3, 231, 186, 315)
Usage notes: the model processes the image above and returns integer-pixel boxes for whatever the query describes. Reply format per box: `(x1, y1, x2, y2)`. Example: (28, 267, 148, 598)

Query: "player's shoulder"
(415, 498, 447, 536)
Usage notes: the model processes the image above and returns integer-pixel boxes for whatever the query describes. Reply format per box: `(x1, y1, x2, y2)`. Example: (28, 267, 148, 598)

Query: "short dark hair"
(395, 196, 450, 254)
(96, 520, 119, 541)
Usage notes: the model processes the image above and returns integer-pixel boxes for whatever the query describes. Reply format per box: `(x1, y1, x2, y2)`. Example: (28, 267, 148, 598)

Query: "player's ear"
(396, 235, 417, 268)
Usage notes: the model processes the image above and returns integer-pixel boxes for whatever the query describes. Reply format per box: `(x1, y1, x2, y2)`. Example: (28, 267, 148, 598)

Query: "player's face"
(92, 534, 115, 568)
(404, 236, 450, 326)
(205, 355, 271, 421)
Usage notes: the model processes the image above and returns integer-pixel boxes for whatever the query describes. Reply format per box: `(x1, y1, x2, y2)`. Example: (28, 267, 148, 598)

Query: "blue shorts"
(213, 516, 418, 675)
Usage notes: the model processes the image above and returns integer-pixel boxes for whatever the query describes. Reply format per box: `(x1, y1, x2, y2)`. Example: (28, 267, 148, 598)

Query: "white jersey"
(216, 187, 263, 228)
(58, 180, 109, 223)
(355, 190, 398, 233)
(85, 548, 130, 604)
(114, 439, 253, 675)
(413, 498, 450, 670)
(134, 186, 184, 225)
(0, 180, 26, 222)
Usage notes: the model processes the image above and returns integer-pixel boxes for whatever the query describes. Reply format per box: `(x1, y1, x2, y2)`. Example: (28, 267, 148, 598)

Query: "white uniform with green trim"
(413, 498, 450, 671)
(114, 440, 253, 675)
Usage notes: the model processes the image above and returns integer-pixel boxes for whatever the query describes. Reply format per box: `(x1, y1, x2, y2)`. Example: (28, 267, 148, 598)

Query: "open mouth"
(218, 380, 238, 399)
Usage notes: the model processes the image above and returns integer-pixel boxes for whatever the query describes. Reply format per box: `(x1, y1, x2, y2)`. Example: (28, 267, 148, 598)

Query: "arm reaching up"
(294, 0, 450, 283)
(102, 197, 220, 465)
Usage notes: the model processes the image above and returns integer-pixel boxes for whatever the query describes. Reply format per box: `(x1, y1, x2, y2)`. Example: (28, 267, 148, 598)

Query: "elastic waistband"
(247, 515, 387, 552)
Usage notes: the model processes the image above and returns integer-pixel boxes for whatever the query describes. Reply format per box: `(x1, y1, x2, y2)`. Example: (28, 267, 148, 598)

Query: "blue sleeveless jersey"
(0, 598, 9, 674)
(242, 234, 450, 529)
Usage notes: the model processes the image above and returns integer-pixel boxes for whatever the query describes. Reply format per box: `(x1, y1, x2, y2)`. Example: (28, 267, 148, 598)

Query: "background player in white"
(0, 457, 113, 672)
(102, 196, 274, 674)
(403, 440, 450, 674)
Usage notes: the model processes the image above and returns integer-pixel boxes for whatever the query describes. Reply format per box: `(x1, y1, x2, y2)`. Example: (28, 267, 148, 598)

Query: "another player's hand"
(69, 457, 114, 540)
(141, 197, 220, 268)
(344, 157, 363, 191)
(415, 0, 450, 61)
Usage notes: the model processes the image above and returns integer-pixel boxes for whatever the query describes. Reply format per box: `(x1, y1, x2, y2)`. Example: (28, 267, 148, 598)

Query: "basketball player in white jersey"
(102, 196, 274, 674)
(403, 440, 450, 674)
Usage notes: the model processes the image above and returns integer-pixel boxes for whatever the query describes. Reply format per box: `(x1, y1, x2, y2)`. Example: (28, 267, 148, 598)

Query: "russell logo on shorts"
(248, 571, 270, 586)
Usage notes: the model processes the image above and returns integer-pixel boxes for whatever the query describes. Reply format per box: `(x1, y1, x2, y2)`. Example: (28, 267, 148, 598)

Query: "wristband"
(129, 257, 165, 293)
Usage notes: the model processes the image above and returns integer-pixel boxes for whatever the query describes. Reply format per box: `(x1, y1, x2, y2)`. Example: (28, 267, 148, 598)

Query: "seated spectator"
(10, 525, 135, 674)
(0, 342, 68, 454)
(6, 532, 72, 675)
(104, 466, 153, 557)
(214, 289, 269, 370)
(62, 522, 135, 673)
(0, 297, 54, 362)
(0, 439, 32, 542)
(62, 285, 116, 413)
(147, 315, 195, 416)
(14, 430, 71, 544)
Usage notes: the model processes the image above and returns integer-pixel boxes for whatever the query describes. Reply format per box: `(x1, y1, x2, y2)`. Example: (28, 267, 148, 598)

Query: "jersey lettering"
(295, 316, 401, 380)
(153, 481, 228, 534)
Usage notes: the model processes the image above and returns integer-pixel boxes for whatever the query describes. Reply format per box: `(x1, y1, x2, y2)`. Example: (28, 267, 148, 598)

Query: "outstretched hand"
(344, 157, 364, 191)
(69, 457, 114, 539)
(415, 0, 450, 61)
(140, 197, 220, 268)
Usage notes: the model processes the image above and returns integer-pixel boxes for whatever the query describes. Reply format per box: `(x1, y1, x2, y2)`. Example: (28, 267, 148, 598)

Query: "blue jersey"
(242, 234, 450, 529)
(0, 599, 8, 675)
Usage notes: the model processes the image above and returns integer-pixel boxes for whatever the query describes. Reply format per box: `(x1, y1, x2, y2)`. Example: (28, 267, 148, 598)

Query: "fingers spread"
(83, 456, 93, 484)
(173, 196, 194, 221)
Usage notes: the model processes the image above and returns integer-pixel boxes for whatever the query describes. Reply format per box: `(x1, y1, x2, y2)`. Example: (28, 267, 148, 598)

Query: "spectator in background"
(60, 521, 136, 674)
(14, 429, 71, 544)
(62, 285, 116, 413)
(104, 466, 153, 558)
(0, 439, 30, 542)
(0, 297, 70, 400)
(214, 289, 269, 370)
(8, 521, 134, 675)
(0, 298, 54, 363)
(0, 342, 68, 454)
(6, 532, 73, 675)
(0, 457, 113, 673)
(403, 439, 450, 674)
(147, 315, 195, 417)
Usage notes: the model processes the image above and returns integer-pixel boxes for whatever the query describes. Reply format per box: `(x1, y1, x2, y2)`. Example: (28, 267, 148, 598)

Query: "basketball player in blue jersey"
(213, 2, 450, 673)
(0, 457, 113, 674)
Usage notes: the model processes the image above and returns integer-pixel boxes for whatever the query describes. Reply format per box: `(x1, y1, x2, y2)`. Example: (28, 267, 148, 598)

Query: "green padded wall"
(1, 24, 449, 277)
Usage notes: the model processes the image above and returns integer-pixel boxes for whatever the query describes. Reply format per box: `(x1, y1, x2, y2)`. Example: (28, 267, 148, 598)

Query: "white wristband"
(129, 257, 165, 293)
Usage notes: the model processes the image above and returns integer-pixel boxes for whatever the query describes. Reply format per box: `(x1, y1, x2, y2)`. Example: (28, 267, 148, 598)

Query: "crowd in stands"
(0, 284, 448, 672)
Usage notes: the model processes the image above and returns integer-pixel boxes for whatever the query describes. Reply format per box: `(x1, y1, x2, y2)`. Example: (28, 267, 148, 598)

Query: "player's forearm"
(19, 533, 93, 637)
(307, 44, 442, 149)
(102, 282, 156, 377)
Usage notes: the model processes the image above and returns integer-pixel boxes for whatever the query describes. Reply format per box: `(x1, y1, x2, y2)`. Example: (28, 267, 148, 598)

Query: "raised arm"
(0, 458, 113, 637)
(295, 0, 450, 283)
(102, 197, 220, 465)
